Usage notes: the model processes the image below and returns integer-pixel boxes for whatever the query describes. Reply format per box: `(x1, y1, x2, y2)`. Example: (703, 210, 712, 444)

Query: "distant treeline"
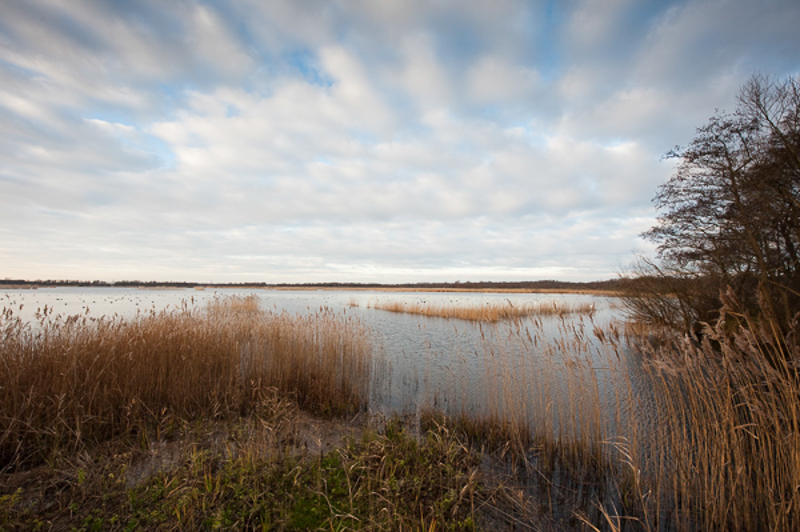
(1, 279, 199, 288)
(0, 278, 628, 292)
(277, 280, 628, 291)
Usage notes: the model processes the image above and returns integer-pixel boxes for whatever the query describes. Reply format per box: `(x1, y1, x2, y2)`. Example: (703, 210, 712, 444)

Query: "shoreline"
(1, 283, 621, 296)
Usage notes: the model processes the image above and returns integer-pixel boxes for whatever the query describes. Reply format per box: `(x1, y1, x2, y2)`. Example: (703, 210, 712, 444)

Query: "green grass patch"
(0, 416, 486, 531)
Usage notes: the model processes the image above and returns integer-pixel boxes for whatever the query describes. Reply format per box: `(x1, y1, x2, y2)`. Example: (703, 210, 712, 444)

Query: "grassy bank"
(0, 401, 485, 530)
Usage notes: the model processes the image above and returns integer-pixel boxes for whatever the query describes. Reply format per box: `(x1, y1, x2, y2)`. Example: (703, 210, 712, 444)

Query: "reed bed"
(417, 314, 632, 526)
(413, 300, 800, 530)
(634, 308, 800, 531)
(367, 298, 596, 322)
(0, 295, 372, 470)
(4, 290, 800, 529)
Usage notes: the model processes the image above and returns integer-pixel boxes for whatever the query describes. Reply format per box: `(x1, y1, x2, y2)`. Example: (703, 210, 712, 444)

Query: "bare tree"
(632, 75, 800, 334)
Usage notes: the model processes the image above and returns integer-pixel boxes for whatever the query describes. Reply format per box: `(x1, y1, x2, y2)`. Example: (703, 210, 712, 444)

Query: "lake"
(1, 287, 652, 444)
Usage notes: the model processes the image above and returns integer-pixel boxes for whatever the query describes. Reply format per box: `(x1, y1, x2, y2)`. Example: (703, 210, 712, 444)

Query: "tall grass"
(5, 289, 799, 529)
(0, 295, 373, 470)
(367, 298, 595, 322)
(634, 301, 800, 531)
(418, 314, 630, 526)
(416, 298, 800, 530)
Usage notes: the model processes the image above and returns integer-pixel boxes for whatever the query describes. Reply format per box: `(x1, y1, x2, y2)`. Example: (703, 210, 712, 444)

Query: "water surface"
(2, 287, 649, 441)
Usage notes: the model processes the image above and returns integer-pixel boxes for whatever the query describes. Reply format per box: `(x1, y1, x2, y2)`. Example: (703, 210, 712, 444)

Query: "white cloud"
(395, 33, 453, 112)
(467, 55, 540, 104)
(567, 0, 639, 51)
(1, 0, 799, 282)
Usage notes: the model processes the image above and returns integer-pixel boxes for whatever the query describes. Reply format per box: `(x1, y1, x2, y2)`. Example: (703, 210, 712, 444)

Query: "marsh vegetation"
(1, 289, 798, 530)
(0, 295, 372, 470)
(363, 298, 595, 322)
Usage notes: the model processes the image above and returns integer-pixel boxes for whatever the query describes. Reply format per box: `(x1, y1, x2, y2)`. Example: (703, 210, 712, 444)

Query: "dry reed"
(5, 289, 798, 529)
(632, 301, 800, 531)
(415, 297, 800, 530)
(367, 298, 595, 322)
(0, 295, 373, 470)
(414, 313, 630, 529)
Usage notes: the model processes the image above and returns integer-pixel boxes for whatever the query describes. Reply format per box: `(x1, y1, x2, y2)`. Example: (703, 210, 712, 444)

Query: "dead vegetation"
(365, 298, 596, 322)
(0, 295, 372, 471)
(3, 292, 800, 530)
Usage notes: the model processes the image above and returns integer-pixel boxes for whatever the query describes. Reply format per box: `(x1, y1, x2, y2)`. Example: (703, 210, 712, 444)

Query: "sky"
(1, 0, 799, 284)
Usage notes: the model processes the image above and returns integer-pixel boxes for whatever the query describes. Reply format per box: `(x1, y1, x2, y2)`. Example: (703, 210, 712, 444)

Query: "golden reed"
(366, 298, 595, 322)
(0, 295, 372, 469)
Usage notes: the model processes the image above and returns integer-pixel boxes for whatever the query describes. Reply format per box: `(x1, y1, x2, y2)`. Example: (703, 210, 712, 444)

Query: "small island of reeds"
(363, 298, 595, 322)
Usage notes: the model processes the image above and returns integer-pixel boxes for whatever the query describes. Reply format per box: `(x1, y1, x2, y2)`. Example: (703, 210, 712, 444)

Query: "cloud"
(467, 55, 541, 105)
(1, 0, 798, 282)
